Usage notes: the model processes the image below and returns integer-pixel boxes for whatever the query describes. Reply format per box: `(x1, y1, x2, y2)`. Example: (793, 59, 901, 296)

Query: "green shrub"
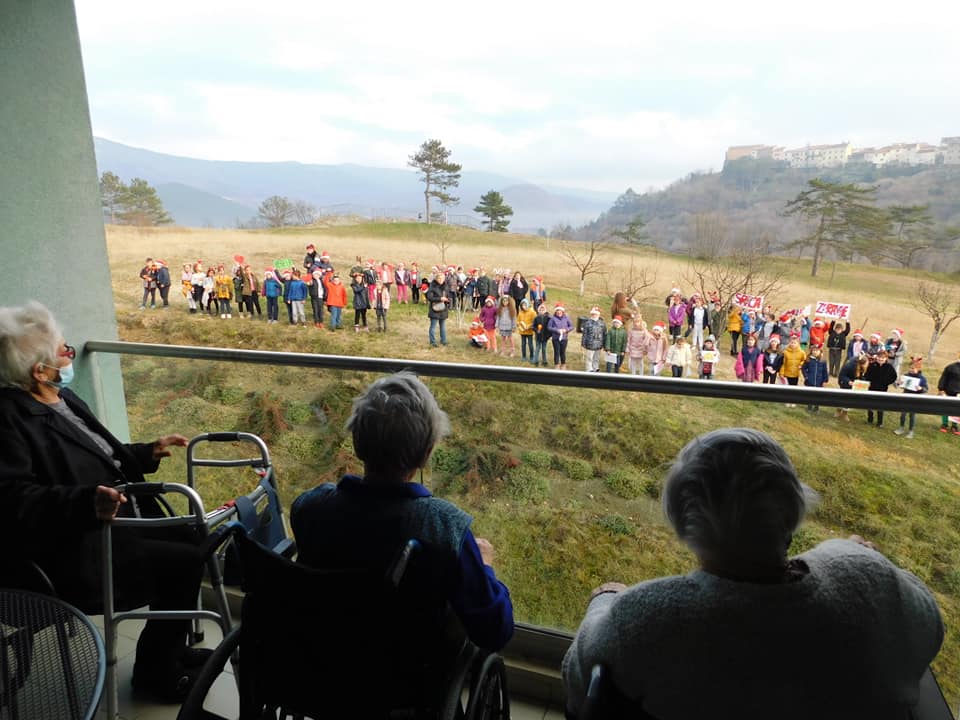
(202, 385, 221, 402)
(604, 469, 644, 499)
(521, 450, 554, 470)
(164, 396, 222, 428)
(220, 385, 245, 405)
(642, 475, 662, 500)
(284, 400, 313, 425)
(432, 445, 469, 475)
(562, 457, 594, 482)
(598, 514, 631, 536)
(279, 432, 326, 462)
(505, 465, 549, 503)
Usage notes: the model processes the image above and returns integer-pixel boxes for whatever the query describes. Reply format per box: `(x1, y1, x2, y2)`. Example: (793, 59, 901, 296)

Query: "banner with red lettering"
(814, 300, 852, 319)
(733, 292, 764, 310)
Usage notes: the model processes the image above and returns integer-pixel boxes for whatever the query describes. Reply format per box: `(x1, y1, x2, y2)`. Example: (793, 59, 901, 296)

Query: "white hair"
(347, 372, 451, 479)
(0, 302, 61, 390)
(662, 428, 818, 570)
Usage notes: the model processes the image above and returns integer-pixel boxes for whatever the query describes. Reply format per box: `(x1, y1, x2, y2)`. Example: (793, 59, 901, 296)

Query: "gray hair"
(662, 428, 818, 568)
(0, 301, 62, 390)
(347, 372, 451, 478)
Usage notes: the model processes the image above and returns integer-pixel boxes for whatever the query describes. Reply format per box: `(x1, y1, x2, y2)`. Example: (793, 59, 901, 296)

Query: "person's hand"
(152, 434, 188, 460)
(590, 582, 627, 600)
(848, 534, 878, 551)
(475, 537, 496, 567)
(94, 485, 126, 521)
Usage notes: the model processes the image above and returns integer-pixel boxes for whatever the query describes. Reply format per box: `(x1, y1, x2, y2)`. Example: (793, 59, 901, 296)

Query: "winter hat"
(485, 296, 496, 304)
(813, 319, 824, 327)
(652, 322, 665, 333)
(521, 299, 530, 308)
(320, 251, 330, 259)
(554, 304, 565, 313)
(768, 334, 781, 345)
(306, 244, 315, 250)
(705, 334, 716, 343)
(537, 303, 547, 313)
(891, 328, 904, 338)
(612, 315, 623, 326)
(870, 332, 882, 342)
(853, 329, 863, 338)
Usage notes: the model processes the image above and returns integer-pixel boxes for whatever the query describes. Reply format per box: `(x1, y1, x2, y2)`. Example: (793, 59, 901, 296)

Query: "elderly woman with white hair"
(0, 301, 213, 701)
(562, 428, 943, 719)
(290, 372, 514, 652)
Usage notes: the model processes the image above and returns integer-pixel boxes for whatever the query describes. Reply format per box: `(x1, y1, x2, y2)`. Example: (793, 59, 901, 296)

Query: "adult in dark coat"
(0, 301, 206, 702)
(863, 352, 898, 427)
(425, 270, 451, 347)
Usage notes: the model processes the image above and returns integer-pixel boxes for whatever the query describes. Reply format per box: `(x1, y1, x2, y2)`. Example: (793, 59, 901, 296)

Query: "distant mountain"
(155, 183, 256, 228)
(93, 138, 614, 231)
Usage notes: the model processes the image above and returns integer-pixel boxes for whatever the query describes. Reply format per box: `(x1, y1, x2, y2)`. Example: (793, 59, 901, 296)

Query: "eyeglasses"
(59, 344, 76, 360)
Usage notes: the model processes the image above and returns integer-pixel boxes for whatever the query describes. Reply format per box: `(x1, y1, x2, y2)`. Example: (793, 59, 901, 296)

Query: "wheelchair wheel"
(464, 652, 509, 720)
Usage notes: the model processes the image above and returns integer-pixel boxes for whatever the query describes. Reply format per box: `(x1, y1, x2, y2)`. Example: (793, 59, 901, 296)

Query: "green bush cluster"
(505, 465, 549, 503)
(164, 395, 224, 428)
(220, 385, 245, 405)
(432, 445, 469, 475)
(279, 432, 327, 462)
(562, 457, 594, 482)
(598, 514, 632, 536)
(604, 469, 644, 499)
(284, 400, 314, 425)
(521, 450, 553, 470)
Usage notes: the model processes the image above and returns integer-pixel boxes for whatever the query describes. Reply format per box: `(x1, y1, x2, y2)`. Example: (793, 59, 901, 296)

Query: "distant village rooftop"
(725, 136, 960, 169)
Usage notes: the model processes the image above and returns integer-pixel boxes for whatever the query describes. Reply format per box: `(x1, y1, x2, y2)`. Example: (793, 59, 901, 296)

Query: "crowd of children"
(145, 246, 960, 439)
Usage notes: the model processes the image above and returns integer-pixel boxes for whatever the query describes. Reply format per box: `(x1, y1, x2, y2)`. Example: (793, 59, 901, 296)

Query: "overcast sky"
(75, 0, 960, 193)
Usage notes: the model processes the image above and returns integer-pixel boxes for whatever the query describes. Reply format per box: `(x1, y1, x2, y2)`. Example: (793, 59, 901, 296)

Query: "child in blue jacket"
(801, 345, 829, 413)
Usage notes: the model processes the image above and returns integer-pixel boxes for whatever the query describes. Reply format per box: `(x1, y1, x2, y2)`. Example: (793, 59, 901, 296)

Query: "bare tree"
(913, 281, 960, 360)
(688, 213, 729, 260)
(561, 239, 608, 296)
(606, 257, 658, 305)
(291, 199, 318, 226)
(258, 195, 294, 228)
(683, 241, 786, 319)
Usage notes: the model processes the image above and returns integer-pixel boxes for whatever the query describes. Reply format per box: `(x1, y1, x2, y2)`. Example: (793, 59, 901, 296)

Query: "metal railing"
(85, 340, 960, 415)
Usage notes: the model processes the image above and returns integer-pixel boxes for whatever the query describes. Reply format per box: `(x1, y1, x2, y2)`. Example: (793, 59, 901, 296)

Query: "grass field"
(107, 222, 960, 704)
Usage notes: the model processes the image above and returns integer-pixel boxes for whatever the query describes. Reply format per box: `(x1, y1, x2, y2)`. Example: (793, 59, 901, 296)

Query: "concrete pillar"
(0, 0, 130, 438)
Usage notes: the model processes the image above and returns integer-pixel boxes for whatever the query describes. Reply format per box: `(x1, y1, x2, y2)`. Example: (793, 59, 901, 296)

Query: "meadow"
(106, 222, 960, 703)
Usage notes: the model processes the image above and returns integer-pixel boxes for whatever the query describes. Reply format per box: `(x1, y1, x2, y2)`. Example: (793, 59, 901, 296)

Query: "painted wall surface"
(0, 0, 130, 439)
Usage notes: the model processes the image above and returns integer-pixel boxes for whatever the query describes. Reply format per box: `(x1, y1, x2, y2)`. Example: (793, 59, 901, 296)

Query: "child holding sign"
(895, 356, 927, 439)
(699, 335, 719, 380)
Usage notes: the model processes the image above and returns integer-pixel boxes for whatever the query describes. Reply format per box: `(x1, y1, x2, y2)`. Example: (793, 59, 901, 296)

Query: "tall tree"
(875, 204, 935, 269)
(117, 177, 172, 226)
(408, 139, 461, 224)
(609, 214, 649, 247)
(474, 190, 513, 232)
(291, 199, 318, 226)
(783, 179, 886, 277)
(258, 195, 294, 228)
(99, 171, 126, 224)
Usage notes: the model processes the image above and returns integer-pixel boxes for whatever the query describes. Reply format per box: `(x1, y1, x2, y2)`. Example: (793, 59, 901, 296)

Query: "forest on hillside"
(582, 161, 960, 273)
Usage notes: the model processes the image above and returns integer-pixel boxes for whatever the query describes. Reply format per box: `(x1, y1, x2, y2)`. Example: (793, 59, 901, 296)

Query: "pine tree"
(99, 171, 126, 224)
(408, 139, 461, 224)
(117, 177, 172, 226)
(474, 190, 513, 232)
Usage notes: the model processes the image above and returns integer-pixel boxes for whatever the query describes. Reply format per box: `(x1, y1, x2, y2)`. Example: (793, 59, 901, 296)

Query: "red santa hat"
(891, 328, 904, 338)
(853, 329, 863, 337)
(769, 333, 781, 344)
(554, 303, 565, 313)
(870, 332, 882, 342)
(320, 251, 330, 259)
(789, 331, 801, 339)
(652, 321, 665, 332)
(813, 319, 824, 327)
(485, 295, 496, 304)
(612, 315, 623, 325)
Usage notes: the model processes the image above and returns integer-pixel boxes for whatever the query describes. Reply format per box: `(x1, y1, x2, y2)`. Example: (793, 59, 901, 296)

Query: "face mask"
(42, 362, 74, 388)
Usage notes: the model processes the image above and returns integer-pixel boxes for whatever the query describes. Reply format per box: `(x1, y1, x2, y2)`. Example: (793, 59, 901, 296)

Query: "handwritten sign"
(701, 350, 720, 363)
(815, 300, 852, 319)
(733, 293, 764, 310)
(273, 258, 294, 270)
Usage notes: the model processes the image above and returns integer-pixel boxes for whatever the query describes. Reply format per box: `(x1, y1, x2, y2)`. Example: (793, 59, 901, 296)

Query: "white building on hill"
(726, 135, 960, 168)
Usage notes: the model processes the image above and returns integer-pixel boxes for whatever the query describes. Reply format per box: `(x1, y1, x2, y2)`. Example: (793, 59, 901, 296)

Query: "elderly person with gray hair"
(0, 301, 210, 702)
(290, 371, 514, 651)
(562, 428, 943, 719)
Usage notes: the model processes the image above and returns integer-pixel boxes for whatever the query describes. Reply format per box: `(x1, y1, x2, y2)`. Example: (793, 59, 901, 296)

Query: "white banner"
(815, 301, 852, 319)
(733, 292, 764, 310)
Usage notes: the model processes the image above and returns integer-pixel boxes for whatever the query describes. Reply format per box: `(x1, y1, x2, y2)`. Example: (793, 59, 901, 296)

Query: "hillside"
(588, 162, 960, 271)
(105, 223, 960, 705)
(93, 137, 615, 232)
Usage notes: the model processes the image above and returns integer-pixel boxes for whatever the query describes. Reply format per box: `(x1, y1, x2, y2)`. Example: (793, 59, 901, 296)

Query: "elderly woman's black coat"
(0, 387, 176, 611)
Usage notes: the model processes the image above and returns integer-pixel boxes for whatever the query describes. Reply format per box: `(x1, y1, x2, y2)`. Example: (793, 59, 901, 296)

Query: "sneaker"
(905, 431, 914, 439)
(953, 430, 960, 436)
(894, 427, 905, 436)
(139, 305, 146, 310)
(220, 314, 226, 319)
(227, 314, 232, 318)
(939, 426, 949, 433)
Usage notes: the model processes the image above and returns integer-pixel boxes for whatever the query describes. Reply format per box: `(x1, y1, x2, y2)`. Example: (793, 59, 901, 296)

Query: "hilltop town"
(726, 136, 960, 169)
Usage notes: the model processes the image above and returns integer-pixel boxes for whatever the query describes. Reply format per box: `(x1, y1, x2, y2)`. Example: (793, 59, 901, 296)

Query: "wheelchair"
(177, 523, 510, 720)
